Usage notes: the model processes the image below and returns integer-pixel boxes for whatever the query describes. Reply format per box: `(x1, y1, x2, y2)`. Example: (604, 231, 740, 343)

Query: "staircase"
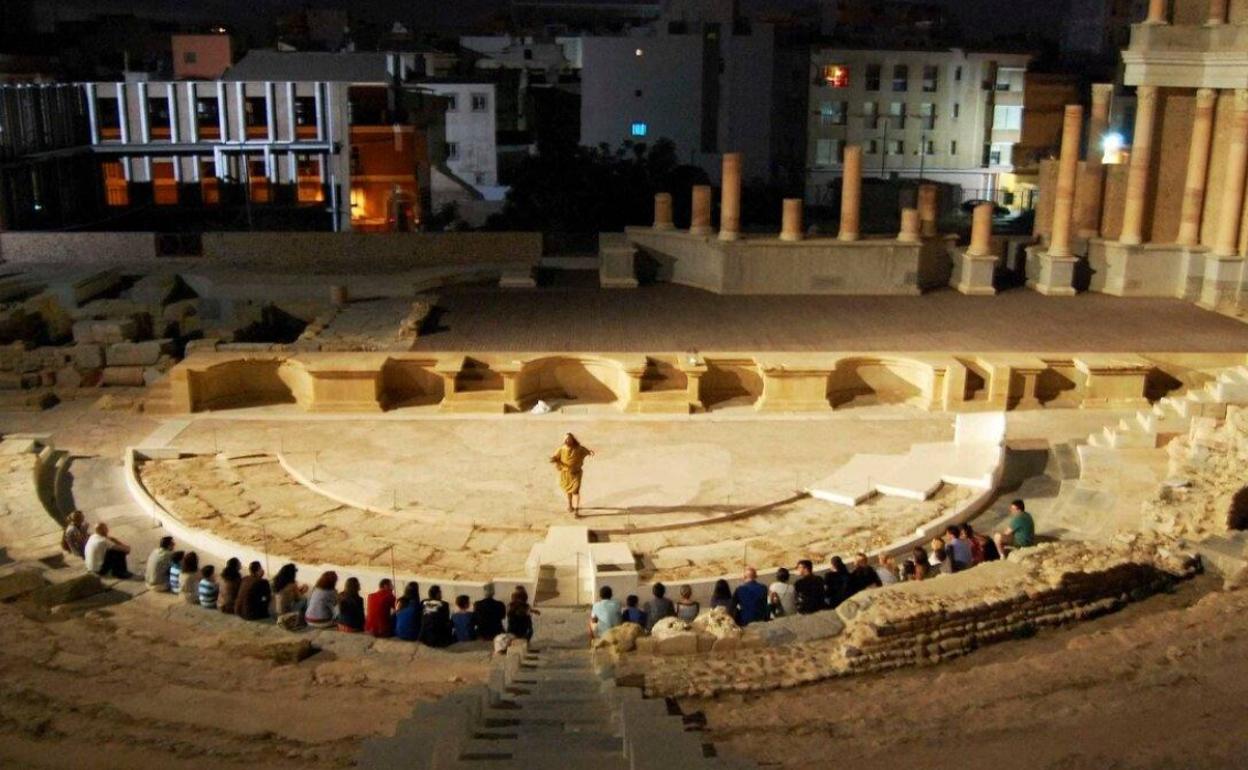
(1086, 364, 1248, 451)
(142, 376, 178, 415)
(359, 644, 755, 770)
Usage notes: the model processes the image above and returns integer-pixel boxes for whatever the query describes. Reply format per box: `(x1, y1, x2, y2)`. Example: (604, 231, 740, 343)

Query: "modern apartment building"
(805, 47, 1030, 205)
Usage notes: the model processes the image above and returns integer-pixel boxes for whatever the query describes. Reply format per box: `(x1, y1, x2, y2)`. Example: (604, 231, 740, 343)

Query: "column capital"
(1091, 83, 1114, 102)
(1196, 87, 1218, 105)
(1135, 84, 1158, 105)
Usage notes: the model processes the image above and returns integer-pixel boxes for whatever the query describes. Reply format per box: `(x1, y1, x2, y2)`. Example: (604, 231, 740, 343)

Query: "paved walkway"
(413, 283, 1248, 353)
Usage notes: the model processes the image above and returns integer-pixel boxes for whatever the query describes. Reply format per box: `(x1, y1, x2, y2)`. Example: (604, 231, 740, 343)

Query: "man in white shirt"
(767, 567, 797, 618)
(84, 522, 132, 579)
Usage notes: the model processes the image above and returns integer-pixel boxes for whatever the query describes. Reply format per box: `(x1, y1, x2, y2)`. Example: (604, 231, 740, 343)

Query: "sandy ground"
(686, 575, 1248, 770)
(0, 588, 492, 770)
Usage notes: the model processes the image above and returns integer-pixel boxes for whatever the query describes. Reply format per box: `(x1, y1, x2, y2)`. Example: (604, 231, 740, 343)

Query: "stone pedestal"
(1028, 248, 1079, 296)
(653, 192, 674, 230)
(755, 361, 833, 413)
(690, 185, 712, 236)
(1199, 254, 1245, 311)
(838, 145, 862, 241)
(975, 355, 1046, 410)
(599, 232, 639, 289)
(1074, 355, 1151, 409)
(917, 184, 938, 238)
(780, 198, 803, 242)
(718, 153, 742, 242)
(897, 207, 920, 243)
(955, 202, 997, 295)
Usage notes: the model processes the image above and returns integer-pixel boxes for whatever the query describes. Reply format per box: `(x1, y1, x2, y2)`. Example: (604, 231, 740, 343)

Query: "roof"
(223, 50, 398, 83)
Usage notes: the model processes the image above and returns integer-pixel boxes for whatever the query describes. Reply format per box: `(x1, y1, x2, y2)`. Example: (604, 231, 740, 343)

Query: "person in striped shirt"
(197, 565, 219, 609)
(168, 551, 185, 593)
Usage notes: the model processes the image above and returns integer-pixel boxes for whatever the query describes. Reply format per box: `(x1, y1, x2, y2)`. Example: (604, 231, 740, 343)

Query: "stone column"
(1078, 83, 1113, 238)
(780, 198, 804, 242)
(968, 202, 993, 256)
(1177, 88, 1217, 247)
(917, 184, 938, 237)
(1049, 105, 1083, 258)
(898, 207, 920, 243)
(653, 192, 674, 230)
(1207, 0, 1227, 25)
(1213, 90, 1248, 257)
(838, 145, 862, 242)
(718, 152, 742, 242)
(690, 185, 712, 236)
(1119, 85, 1158, 246)
(1145, 0, 1167, 24)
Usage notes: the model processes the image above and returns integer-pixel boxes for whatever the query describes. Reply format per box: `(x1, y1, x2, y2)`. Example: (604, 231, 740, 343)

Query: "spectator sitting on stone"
(768, 567, 797, 618)
(675, 584, 700, 623)
(168, 550, 185, 593)
(62, 510, 90, 558)
(847, 552, 883, 596)
(908, 547, 930, 581)
(732, 567, 769, 626)
(365, 579, 397, 637)
(643, 582, 676, 631)
(235, 561, 272, 620)
(962, 523, 999, 563)
(946, 525, 973, 571)
(452, 594, 475, 643)
(472, 583, 506, 641)
(217, 558, 242, 613)
(144, 536, 175, 592)
(794, 559, 825, 614)
(995, 499, 1036, 554)
(336, 577, 365, 633)
(305, 571, 338, 628)
(590, 585, 622, 640)
(928, 539, 953, 576)
(709, 579, 733, 613)
(84, 522, 132, 579)
(272, 563, 309, 619)
(418, 585, 453, 648)
(824, 556, 852, 609)
(875, 555, 900, 585)
(197, 565, 219, 609)
(506, 586, 538, 641)
(394, 582, 421, 641)
(178, 552, 200, 604)
(622, 594, 646, 626)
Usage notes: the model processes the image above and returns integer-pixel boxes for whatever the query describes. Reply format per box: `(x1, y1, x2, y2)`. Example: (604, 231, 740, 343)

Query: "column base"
(718, 230, 741, 242)
(954, 250, 999, 296)
(689, 226, 713, 237)
(1028, 250, 1078, 296)
(652, 223, 675, 231)
(1197, 254, 1245, 310)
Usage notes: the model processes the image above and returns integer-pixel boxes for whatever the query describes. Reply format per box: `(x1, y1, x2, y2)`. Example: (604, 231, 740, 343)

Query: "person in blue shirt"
(590, 585, 622, 640)
(731, 567, 769, 626)
(622, 594, 646, 626)
(451, 594, 475, 643)
(393, 582, 422, 641)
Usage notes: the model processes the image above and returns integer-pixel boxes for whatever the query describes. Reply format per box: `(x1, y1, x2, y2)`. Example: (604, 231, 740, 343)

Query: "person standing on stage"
(550, 432, 595, 514)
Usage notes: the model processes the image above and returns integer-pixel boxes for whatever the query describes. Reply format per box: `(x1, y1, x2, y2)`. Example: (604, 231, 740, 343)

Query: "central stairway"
(359, 643, 755, 770)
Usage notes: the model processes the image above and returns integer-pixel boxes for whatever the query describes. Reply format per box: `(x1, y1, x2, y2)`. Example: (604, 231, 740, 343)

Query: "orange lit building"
(172, 34, 234, 80)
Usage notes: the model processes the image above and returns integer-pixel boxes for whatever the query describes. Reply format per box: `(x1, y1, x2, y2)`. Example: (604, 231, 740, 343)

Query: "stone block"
(183, 338, 220, 356)
(70, 344, 105, 369)
(72, 319, 137, 345)
(129, 274, 188, 306)
(0, 570, 49, 602)
(48, 269, 122, 309)
(29, 574, 105, 608)
(711, 636, 739, 655)
(655, 631, 699, 656)
(633, 636, 657, 656)
(55, 367, 83, 389)
(105, 339, 169, 367)
(696, 633, 716, 653)
(101, 366, 146, 387)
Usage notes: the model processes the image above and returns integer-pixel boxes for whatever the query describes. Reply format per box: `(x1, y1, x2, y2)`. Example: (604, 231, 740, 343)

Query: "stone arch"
(827, 356, 931, 408)
(186, 358, 300, 411)
(516, 356, 628, 409)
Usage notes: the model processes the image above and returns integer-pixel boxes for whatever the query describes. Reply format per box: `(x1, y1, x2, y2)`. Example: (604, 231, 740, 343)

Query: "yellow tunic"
(552, 445, 590, 495)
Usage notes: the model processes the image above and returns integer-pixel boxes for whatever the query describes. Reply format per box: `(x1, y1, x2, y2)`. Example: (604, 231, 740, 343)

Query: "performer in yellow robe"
(550, 432, 594, 513)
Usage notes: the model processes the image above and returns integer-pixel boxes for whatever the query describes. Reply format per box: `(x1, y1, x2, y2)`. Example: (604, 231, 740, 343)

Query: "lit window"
(820, 65, 849, 88)
(630, 122, 648, 137)
(819, 101, 846, 126)
(815, 139, 842, 167)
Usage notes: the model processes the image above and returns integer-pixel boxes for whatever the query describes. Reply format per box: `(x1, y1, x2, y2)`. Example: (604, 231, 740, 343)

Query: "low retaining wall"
(0, 232, 158, 264)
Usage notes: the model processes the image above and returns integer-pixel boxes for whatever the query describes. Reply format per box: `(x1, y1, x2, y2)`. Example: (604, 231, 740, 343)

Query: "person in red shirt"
(365, 578, 396, 637)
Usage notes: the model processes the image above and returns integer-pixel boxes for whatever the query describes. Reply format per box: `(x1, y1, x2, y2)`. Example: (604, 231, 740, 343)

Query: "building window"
(922, 65, 938, 93)
(445, 93, 458, 111)
(989, 142, 1012, 166)
(867, 139, 880, 154)
(954, 66, 963, 82)
(97, 97, 121, 130)
(888, 139, 904, 155)
(819, 101, 847, 126)
(815, 138, 842, 167)
(471, 93, 489, 112)
(888, 101, 905, 128)
(820, 64, 849, 88)
(865, 64, 881, 92)
(950, 140, 958, 155)
(953, 102, 960, 119)
(892, 65, 908, 92)
(919, 103, 936, 130)
(446, 142, 459, 161)
(631, 122, 648, 137)
(523, 48, 533, 61)
(294, 96, 317, 126)
(923, 140, 935, 156)
(244, 97, 267, 128)
(184, 51, 198, 64)
(147, 98, 171, 130)
(993, 104, 1023, 131)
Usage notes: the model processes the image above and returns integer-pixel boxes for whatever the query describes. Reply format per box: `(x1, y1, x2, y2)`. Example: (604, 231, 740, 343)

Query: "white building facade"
(415, 82, 503, 203)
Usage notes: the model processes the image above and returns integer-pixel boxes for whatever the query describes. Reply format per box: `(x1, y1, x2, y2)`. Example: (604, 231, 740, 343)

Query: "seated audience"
(62, 510, 90, 558)
(732, 567, 769, 626)
(144, 536, 175, 592)
(305, 571, 339, 628)
(824, 556, 851, 609)
(272, 563, 309, 619)
(168, 551, 185, 593)
(962, 523, 999, 564)
(336, 577, 366, 633)
(908, 547, 930, 581)
(394, 582, 422, 642)
(235, 561, 272, 620)
(622, 594, 646, 626)
(365, 579, 397, 638)
(946, 525, 973, 571)
(217, 558, 242, 614)
(643, 582, 676, 631)
(451, 595, 475, 643)
(875, 555, 900, 585)
(768, 568, 797, 618)
(418, 585, 453, 648)
(847, 552, 883, 596)
(506, 586, 538, 640)
(709, 579, 733, 613)
(84, 522, 132, 579)
(928, 539, 953, 576)
(675, 584, 700, 623)
(197, 565, 219, 609)
(472, 583, 506, 641)
(995, 499, 1036, 554)
(178, 552, 200, 604)
(590, 585, 622, 640)
(794, 560, 825, 614)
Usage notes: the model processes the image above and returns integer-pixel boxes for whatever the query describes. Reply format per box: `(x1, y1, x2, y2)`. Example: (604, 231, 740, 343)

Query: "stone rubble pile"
(1145, 406, 1248, 541)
